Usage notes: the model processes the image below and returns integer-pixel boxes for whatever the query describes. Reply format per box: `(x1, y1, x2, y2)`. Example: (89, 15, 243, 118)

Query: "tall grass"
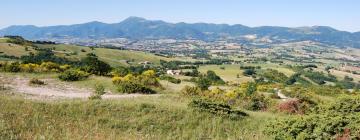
(0, 94, 272, 140)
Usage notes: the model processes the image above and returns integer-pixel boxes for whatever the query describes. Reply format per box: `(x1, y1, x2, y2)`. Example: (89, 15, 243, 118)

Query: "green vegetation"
(58, 69, 90, 81)
(2, 36, 360, 139)
(266, 95, 360, 139)
(0, 95, 272, 139)
(89, 83, 106, 100)
(112, 70, 160, 94)
(189, 98, 248, 119)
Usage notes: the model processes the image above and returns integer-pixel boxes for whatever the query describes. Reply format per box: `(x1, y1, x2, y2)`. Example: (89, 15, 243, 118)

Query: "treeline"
(4, 35, 56, 45)
(160, 59, 233, 70)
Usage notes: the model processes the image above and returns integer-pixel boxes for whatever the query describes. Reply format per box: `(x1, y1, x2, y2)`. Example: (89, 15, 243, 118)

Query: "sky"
(1, 0, 359, 32)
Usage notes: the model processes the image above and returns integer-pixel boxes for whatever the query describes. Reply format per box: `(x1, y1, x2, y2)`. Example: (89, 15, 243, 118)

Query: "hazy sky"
(1, 0, 359, 32)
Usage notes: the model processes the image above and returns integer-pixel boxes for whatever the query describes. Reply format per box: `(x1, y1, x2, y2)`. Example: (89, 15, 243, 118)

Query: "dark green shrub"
(29, 78, 45, 85)
(206, 70, 225, 85)
(116, 81, 155, 94)
(189, 98, 247, 119)
(196, 76, 211, 90)
(266, 114, 360, 139)
(243, 69, 256, 76)
(266, 95, 360, 139)
(81, 53, 112, 76)
(58, 69, 89, 81)
(112, 66, 130, 77)
(303, 71, 337, 85)
(259, 69, 288, 83)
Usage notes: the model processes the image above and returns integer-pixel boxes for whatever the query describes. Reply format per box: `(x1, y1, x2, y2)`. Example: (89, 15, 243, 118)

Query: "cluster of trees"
(195, 70, 225, 90)
(303, 71, 337, 85)
(21, 49, 72, 65)
(5, 36, 33, 46)
(241, 66, 261, 76)
(259, 69, 288, 83)
(160, 59, 233, 71)
(79, 53, 111, 76)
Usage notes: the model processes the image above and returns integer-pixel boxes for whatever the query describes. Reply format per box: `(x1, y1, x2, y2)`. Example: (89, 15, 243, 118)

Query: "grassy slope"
(0, 43, 35, 57)
(36, 44, 196, 66)
(0, 94, 275, 140)
(198, 64, 253, 83)
(198, 63, 295, 83)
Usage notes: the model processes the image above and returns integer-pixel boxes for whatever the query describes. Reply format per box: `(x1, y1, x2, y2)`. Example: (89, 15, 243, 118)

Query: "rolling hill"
(1, 17, 360, 48)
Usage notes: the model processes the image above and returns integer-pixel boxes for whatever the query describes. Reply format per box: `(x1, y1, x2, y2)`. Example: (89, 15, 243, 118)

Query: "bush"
(116, 81, 155, 94)
(181, 86, 202, 96)
(112, 72, 157, 94)
(81, 53, 112, 76)
(206, 70, 225, 85)
(246, 94, 269, 111)
(303, 71, 337, 85)
(189, 98, 247, 119)
(89, 84, 106, 100)
(58, 69, 89, 81)
(29, 78, 45, 85)
(259, 69, 288, 83)
(196, 76, 211, 90)
(266, 95, 360, 139)
(2, 62, 21, 72)
(243, 69, 256, 76)
(112, 66, 130, 77)
(266, 114, 360, 139)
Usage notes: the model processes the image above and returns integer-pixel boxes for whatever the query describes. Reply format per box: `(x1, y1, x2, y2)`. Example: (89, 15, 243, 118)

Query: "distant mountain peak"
(0, 17, 359, 48)
(123, 16, 147, 22)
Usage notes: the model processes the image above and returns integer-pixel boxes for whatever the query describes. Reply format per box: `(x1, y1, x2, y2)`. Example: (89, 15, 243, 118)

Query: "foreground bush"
(189, 98, 247, 119)
(58, 69, 89, 81)
(266, 95, 360, 139)
(266, 113, 360, 139)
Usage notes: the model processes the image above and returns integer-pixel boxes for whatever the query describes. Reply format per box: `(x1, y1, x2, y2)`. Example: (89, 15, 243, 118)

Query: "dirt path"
(1, 75, 158, 100)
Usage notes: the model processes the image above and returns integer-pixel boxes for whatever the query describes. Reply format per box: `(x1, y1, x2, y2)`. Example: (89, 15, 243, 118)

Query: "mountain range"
(1, 17, 359, 48)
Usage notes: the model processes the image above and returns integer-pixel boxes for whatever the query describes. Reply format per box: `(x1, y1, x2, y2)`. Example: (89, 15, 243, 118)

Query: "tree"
(81, 53, 111, 75)
(246, 82, 257, 96)
(243, 69, 256, 76)
(196, 76, 211, 90)
(206, 70, 225, 85)
(112, 66, 129, 77)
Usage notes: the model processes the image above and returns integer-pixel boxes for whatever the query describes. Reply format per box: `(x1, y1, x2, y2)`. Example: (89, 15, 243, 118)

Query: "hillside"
(0, 38, 191, 66)
(1, 17, 360, 48)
